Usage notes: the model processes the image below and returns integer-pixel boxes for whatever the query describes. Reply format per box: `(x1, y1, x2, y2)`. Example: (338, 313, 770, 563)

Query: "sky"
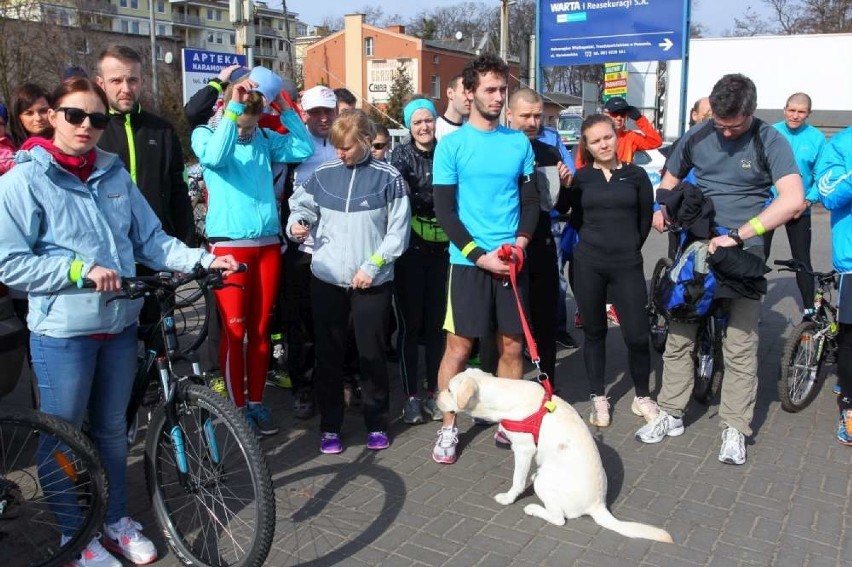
(282, 0, 772, 36)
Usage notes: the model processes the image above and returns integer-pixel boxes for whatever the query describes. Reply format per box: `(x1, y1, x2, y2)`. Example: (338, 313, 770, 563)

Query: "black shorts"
(443, 264, 529, 338)
(838, 273, 852, 324)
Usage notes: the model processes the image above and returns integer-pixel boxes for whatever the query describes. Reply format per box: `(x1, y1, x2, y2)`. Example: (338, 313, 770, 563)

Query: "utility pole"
(148, 0, 158, 111)
(281, 0, 294, 76)
(499, 0, 513, 125)
(230, 0, 255, 67)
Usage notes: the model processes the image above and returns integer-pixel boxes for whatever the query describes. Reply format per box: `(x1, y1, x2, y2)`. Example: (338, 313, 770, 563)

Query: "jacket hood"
(17, 144, 123, 178)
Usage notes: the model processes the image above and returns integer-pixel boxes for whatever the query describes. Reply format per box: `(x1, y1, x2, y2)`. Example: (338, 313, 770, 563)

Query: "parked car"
(633, 147, 668, 189)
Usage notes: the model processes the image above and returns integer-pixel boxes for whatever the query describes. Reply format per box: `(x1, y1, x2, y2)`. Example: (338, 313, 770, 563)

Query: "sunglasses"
(608, 111, 627, 118)
(56, 107, 109, 129)
(372, 142, 388, 150)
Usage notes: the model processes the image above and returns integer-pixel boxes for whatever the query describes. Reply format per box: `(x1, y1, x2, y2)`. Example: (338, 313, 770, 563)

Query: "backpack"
(654, 240, 717, 322)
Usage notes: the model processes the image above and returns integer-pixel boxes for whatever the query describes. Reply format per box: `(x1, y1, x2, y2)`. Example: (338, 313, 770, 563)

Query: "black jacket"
(391, 141, 448, 249)
(184, 80, 224, 129)
(98, 105, 193, 242)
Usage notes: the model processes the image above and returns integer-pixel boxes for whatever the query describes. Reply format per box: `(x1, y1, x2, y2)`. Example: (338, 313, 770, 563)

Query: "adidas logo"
(359, 199, 369, 207)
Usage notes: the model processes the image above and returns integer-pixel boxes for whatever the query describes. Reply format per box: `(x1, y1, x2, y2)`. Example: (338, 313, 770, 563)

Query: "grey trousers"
(658, 297, 761, 436)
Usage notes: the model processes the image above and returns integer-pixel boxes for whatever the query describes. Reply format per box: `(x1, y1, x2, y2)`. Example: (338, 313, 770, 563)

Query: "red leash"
(497, 243, 556, 444)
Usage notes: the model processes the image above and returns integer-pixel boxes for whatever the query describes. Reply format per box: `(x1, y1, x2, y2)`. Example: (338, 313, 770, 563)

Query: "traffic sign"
(538, 0, 687, 66)
(182, 48, 247, 105)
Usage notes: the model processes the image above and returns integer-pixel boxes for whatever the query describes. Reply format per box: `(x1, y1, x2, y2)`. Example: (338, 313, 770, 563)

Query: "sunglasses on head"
(372, 142, 388, 150)
(56, 107, 109, 129)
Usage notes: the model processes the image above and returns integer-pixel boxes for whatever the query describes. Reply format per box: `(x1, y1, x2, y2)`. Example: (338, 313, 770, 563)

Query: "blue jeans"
(30, 325, 137, 532)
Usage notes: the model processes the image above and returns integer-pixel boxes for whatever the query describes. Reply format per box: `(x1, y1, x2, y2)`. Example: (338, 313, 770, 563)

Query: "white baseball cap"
(301, 86, 337, 111)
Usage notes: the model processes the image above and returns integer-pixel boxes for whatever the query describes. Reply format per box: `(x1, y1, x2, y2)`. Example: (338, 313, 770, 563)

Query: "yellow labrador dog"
(437, 368, 673, 543)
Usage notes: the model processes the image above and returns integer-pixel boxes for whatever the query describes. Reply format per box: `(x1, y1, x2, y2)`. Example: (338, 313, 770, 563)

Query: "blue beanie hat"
(403, 99, 437, 129)
(249, 66, 284, 104)
(0, 103, 7, 123)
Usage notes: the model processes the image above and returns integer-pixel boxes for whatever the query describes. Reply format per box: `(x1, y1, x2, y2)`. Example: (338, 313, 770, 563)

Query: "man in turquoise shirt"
(767, 92, 826, 316)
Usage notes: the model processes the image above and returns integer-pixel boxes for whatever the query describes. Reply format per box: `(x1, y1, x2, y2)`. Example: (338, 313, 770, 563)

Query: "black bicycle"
(775, 259, 839, 413)
(648, 253, 726, 405)
(0, 398, 107, 567)
(95, 264, 276, 567)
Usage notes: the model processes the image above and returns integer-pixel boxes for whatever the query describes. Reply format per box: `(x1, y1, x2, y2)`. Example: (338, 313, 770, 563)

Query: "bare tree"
(731, 0, 851, 36)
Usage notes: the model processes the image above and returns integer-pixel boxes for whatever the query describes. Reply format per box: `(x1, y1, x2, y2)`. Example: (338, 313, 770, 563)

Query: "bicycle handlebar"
(82, 263, 248, 301)
(773, 259, 836, 282)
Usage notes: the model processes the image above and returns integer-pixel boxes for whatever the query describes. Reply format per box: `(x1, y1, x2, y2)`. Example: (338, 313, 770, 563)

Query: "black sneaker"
(293, 390, 315, 420)
(555, 330, 579, 349)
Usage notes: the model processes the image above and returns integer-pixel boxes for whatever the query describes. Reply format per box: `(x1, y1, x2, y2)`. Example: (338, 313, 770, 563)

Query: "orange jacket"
(575, 116, 663, 168)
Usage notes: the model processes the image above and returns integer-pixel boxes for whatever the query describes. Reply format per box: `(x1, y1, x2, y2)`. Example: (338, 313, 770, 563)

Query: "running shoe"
(367, 431, 390, 450)
(494, 430, 511, 448)
(606, 304, 621, 326)
(246, 405, 279, 436)
(635, 410, 684, 443)
(403, 397, 425, 425)
(837, 409, 852, 446)
(102, 517, 157, 564)
(589, 395, 611, 427)
(718, 425, 746, 465)
(432, 426, 458, 464)
(423, 395, 443, 421)
(293, 389, 316, 420)
(266, 369, 292, 389)
(68, 535, 121, 567)
(208, 375, 227, 398)
(555, 330, 579, 349)
(320, 432, 343, 454)
(631, 396, 660, 423)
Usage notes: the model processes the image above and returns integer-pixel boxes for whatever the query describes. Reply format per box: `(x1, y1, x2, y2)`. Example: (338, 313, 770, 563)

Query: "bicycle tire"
(171, 281, 212, 355)
(778, 321, 825, 412)
(648, 257, 672, 354)
(0, 407, 107, 567)
(144, 384, 275, 567)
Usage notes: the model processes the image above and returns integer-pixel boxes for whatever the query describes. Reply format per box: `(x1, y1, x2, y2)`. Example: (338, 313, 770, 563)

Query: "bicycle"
(648, 245, 727, 405)
(775, 258, 839, 413)
(93, 264, 276, 567)
(0, 384, 107, 566)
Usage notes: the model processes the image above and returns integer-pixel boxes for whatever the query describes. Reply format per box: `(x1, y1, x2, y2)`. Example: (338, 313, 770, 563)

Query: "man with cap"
(184, 64, 251, 128)
(576, 96, 662, 167)
(281, 85, 340, 420)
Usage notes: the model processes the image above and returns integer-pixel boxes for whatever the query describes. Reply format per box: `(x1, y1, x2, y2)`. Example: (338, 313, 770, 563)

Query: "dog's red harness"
(495, 244, 556, 446)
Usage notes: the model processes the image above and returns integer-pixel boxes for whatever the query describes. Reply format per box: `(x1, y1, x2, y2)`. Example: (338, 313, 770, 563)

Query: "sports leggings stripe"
(210, 242, 281, 408)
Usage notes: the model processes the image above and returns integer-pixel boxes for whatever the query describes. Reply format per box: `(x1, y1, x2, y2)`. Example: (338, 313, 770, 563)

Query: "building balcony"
(78, 0, 118, 15)
(254, 47, 276, 58)
(172, 12, 204, 27)
(256, 24, 279, 37)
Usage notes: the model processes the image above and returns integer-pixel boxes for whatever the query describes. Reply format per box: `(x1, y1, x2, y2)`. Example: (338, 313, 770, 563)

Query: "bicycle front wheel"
(0, 407, 107, 567)
(144, 385, 275, 567)
(778, 321, 825, 412)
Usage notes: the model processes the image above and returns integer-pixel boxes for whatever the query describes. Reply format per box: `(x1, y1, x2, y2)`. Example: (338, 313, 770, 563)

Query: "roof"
(540, 92, 582, 106)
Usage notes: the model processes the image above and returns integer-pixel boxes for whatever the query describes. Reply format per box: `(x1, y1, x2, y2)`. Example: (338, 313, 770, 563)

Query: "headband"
(403, 99, 437, 129)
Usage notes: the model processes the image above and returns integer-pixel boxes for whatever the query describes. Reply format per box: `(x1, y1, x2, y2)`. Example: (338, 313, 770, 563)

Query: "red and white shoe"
(67, 535, 121, 567)
(606, 304, 621, 326)
(102, 517, 157, 565)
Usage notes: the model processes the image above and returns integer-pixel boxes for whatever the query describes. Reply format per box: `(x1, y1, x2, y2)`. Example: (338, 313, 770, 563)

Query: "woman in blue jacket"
(191, 71, 313, 436)
(0, 77, 238, 567)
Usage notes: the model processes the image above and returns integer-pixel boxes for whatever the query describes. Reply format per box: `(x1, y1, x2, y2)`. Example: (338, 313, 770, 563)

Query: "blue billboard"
(538, 0, 688, 66)
(181, 48, 247, 104)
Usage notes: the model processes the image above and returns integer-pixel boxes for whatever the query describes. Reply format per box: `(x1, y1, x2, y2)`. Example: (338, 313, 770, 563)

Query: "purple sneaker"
(366, 431, 390, 450)
(319, 432, 343, 454)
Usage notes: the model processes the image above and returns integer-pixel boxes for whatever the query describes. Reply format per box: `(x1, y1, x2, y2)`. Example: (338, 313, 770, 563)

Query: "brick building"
(303, 13, 520, 115)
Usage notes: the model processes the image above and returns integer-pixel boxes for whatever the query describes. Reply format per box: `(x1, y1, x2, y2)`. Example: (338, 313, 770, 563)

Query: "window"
(230, 33, 236, 46)
(156, 0, 164, 13)
(130, 0, 138, 9)
(157, 24, 166, 35)
(156, 45, 163, 61)
(207, 32, 215, 43)
(433, 54, 440, 64)
(278, 40, 284, 51)
(278, 20, 284, 30)
(131, 20, 139, 34)
(216, 10, 223, 21)
(364, 37, 373, 57)
(120, 19, 129, 32)
(119, 0, 127, 6)
(216, 32, 223, 44)
(207, 8, 213, 19)
(430, 75, 441, 99)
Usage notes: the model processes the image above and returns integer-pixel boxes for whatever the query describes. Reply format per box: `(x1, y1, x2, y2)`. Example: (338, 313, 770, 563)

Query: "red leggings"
(210, 243, 281, 407)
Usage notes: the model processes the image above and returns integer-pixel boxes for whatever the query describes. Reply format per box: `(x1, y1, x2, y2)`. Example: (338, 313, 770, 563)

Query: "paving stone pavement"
(7, 210, 851, 566)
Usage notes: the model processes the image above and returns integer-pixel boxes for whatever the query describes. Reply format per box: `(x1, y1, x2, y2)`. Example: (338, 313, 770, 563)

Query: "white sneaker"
(68, 534, 121, 567)
(718, 425, 746, 465)
(635, 410, 684, 443)
(432, 426, 458, 464)
(631, 396, 660, 423)
(589, 395, 611, 427)
(103, 517, 158, 564)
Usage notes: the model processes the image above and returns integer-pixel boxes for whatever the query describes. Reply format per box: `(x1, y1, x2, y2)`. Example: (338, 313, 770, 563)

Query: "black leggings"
(572, 258, 651, 397)
(837, 323, 852, 411)
(526, 232, 559, 381)
(311, 277, 392, 433)
(393, 247, 448, 397)
(764, 214, 814, 309)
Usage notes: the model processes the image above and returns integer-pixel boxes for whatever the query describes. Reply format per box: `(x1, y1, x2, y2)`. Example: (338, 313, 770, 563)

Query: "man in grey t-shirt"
(636, 74, 805, 465)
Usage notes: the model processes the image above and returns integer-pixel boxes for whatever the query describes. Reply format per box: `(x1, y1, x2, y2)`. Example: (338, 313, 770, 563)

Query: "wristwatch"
(728, 228, 744, 247)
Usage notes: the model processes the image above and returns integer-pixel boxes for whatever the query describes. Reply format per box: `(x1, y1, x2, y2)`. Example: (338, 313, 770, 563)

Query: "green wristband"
(69, 260, 84, 284)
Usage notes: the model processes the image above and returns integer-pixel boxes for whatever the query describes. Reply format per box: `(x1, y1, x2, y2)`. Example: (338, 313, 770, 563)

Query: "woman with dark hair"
(191, 70, 313, 436)
(8, 83, 53, 147)
(0, 76, 239, 567)
(288, 109, 411, 454)
(557, 114, 655, 428)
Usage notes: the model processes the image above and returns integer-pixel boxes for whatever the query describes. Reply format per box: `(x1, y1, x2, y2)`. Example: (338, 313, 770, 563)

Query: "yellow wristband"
(69, 260, 84, 284)
(748, 217, 766, 237)
(461, 241, 478, 258)
(369, 253, 385, 268)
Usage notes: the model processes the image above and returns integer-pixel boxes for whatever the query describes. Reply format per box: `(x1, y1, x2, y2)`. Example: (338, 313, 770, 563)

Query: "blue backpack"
(654, 240, 716, 322)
